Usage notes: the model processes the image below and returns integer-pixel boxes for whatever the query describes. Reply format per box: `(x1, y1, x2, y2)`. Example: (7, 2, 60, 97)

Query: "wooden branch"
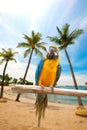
(11, 85, 87, 97)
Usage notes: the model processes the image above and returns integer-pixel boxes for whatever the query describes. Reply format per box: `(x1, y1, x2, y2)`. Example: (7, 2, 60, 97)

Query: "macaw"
(35, 46, 61, 127)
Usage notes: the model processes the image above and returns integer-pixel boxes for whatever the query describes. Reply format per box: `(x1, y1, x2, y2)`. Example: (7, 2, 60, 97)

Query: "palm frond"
(31, 30, 35, 40)
(40, 45, 47, 52)
(23, 34, 32, 42)
(17, 31, 46, 59)
(35, 48, 43, 57)
(56, 26, 62, 37)
(62, 23, 70, 36)
(47, 36, 62, 45)
(1, 48, 7, 53)
(24, 48, 31, 58)
(59, 45, 65, 50)
(47, 36, 55, 41)
(33, 33, 42, 44)
(17, 42, 29, 48)
(9, 57, 17, 62)
(0, 53, 4, 57)
(36, 43, 47, 52)
(69, 29, 83, 40)
(36, 32, 42, 40)
(0, 59, 5, 65)
(0, 48, 18, 63)
(36, 42, 47, 47)
(48, 23, 83, 49)
(8, 48, 12, 52)
(67, 41, 75, 46)
(13, 52, 18, 55)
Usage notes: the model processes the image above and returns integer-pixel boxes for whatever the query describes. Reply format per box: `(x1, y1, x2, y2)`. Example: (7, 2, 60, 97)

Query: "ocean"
(22, 86, 87, 105)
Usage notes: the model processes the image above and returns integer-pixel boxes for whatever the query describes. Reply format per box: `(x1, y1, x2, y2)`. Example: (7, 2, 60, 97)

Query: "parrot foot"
(50, 87, 54, 93)
(40, 85, 44, 91)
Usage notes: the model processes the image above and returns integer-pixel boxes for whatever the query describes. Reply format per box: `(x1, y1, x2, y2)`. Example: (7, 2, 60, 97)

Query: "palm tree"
(0, 75, 2, 81)
(16, 30, 47, 101)
(47, 23, 83, 106)
(18, 77, 24, 84)
(0, 48, 18, 98)
(4, 73, 12, 82)
(12, 78, 18, 84)
(3, 73, 12, 85)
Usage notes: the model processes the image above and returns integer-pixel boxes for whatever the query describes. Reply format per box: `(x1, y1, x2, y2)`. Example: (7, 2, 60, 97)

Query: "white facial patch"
(54, 52, 58, 56)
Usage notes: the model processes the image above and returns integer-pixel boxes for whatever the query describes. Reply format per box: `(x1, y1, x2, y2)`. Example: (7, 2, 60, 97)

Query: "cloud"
(58, 74, 87, 86)
(0, 60, 36, 83)
(0, 15, 19, 48)
(59, 0, 77, 21)
(70, 16, 87, 31)
(79, 17, 87, 29)
(0, 0, 60, 47)
(0, 0, 57, 15)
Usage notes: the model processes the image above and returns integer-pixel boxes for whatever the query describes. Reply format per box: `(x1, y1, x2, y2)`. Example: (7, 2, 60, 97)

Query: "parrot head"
(47, 46, 59, 59)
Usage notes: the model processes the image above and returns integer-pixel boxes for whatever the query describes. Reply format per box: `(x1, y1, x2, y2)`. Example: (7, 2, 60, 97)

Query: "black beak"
(49, 49, 55, 57)
(47, 48, 58, 59)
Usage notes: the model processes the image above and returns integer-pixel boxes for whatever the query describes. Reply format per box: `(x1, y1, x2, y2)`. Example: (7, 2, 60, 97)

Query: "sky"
(0, 0, 87, 85)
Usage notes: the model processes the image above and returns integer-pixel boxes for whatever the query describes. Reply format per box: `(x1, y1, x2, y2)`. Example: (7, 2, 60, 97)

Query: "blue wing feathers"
(35, 58, 44, 85)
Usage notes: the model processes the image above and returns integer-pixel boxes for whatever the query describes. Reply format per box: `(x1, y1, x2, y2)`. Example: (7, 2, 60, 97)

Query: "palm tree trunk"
(23, 49, 34, 83)
(0, 61, 8, 98)
(64, 48, 83, 106)
(15, 49, 34, 101)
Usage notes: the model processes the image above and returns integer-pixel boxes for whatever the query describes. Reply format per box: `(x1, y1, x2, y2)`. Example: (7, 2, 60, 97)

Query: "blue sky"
(0, 0, 87, 85)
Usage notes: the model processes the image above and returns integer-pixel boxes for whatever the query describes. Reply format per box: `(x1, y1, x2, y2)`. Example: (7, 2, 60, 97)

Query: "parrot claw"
(40, 85, 44, 91)
(50, 87, 54, 93)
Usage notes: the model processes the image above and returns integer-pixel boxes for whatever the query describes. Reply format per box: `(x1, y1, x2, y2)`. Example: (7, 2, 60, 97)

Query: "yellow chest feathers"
(38, 59, 59, 86)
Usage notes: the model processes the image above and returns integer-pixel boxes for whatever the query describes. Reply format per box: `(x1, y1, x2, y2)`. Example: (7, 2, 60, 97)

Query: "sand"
(0, 86, 87, 130)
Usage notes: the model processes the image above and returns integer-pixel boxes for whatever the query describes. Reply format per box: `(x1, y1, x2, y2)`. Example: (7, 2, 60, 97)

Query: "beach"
(0, 86, 87, 130)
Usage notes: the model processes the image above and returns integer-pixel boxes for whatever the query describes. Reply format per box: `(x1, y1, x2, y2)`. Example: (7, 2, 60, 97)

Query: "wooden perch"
(11, 85, 87, 97)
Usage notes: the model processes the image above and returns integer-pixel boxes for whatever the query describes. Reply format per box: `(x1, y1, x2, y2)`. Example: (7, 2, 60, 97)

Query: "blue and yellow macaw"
(35, 46, 61, 127)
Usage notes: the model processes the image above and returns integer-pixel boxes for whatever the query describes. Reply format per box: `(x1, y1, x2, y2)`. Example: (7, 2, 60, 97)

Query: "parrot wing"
(53, 64, 62, 86)
(35, 58, 44, 85)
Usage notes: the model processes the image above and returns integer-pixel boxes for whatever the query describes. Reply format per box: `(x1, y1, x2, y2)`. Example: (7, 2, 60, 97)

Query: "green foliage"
(17, 30, 47, 58)
(0, 74, 33, 85)
(25, 81, 33, 85)
(4, 74, 12, 82)
(0, 81, 9, 86)
(0, 73, 12, 86)
(47, 23, 83, 50)
(11, 78, 18, 84)
(0, 48, 18, 98)
(17, 77, 33, 85)
(0, 48, 18, 65)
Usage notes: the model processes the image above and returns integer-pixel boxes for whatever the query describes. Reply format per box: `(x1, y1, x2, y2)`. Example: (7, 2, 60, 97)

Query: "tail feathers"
(35, 94, 48, 127)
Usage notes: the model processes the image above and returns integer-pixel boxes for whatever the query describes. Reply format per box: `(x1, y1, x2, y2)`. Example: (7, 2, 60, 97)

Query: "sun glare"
(0, 0, 56, 15)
